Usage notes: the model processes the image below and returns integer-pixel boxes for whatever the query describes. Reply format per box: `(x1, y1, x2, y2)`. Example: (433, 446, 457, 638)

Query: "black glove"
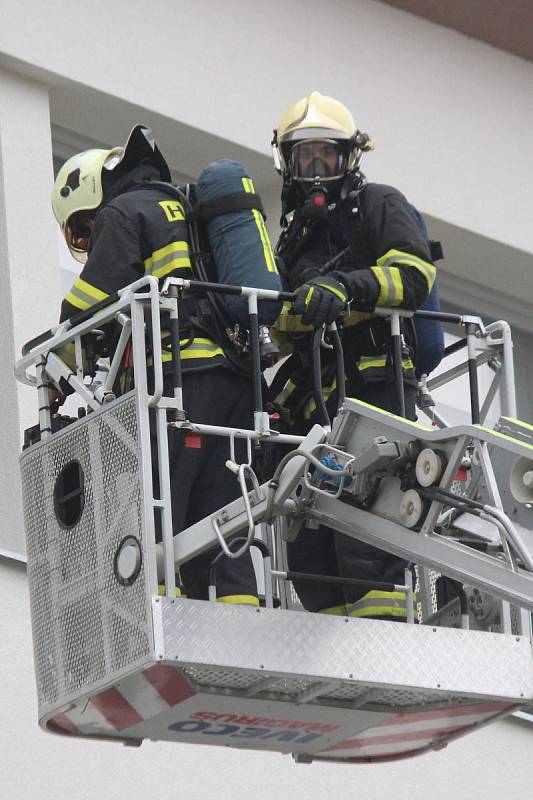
(292, 275, 349, 328)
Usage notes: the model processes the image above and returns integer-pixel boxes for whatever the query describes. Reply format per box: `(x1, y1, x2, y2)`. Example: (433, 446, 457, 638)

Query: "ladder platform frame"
(15, 278, 533, 762)
(42, 596, 533, 762)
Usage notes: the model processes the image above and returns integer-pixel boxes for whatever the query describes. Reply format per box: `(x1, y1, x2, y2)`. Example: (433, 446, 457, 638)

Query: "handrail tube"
(466, 322, 480, 424)
(169, 420, 305, 445)
(247, 292, 263, 419)
(144, 277, 164, 406)
(272, 569, 402, 593)
(426, 351, 492, 392)
(167, 284, 184, 419)
(390, 311, 406, 418)
(16, 276, 158, 386)
(102, 315, 132, 394)
(312, 328, 331, 429)
(161, 276, 295, 303)
(444, 338, 467, 358)
(208, 537, 273, 608)
(412, 309, 464, 324)
(498, 320, 517, 417)
(329, 323, 346, 413)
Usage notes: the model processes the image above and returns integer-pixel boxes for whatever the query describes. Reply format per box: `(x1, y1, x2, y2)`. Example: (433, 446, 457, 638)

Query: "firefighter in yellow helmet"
(52, 125, 260, 607)
(270, 92, 437, 619)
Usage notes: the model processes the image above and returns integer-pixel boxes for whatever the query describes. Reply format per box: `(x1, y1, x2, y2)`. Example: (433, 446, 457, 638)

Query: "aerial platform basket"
(16, 276, 533, 763)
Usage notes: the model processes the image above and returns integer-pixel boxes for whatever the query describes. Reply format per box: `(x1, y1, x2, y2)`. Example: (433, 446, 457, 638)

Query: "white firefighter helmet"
(52, 125, 170, 261)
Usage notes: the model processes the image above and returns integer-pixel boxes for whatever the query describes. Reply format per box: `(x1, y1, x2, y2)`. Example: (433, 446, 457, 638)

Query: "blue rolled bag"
(415, 282, 444, 377)
(196, 159, 282, 329)
(411, 207, 445, 378)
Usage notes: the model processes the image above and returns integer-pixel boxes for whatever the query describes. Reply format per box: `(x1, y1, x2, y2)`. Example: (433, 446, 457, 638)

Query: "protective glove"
(291, 275, 349, 328)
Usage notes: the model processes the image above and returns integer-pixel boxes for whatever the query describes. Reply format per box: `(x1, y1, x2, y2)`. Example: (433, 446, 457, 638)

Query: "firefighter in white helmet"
(270, 92, 437, 619)
(52, 125, 259, 607)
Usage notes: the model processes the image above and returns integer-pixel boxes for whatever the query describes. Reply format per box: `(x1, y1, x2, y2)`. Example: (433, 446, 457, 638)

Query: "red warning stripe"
(91, 687, 144, 732)
(323, 722, 472, 753)
(322, 702, 515, 754)
(383, 701, 513, 726)
(143, 665, 197, 706)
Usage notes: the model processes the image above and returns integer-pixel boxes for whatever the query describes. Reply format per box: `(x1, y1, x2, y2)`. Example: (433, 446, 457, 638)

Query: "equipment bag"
(196, 159, 282, 328)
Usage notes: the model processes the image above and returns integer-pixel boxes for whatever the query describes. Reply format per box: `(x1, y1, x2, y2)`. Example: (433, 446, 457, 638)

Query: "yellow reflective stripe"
(274, 378, 297, 407)
(179, 338, 225, 360)
(274, 302, 384, 333)
(357, 356, 414, 371)
(158, 584, 183, 597)
(65, 292, 89, 311)
(342, 309, 375, 326)
(144, 241, 191, 279)
(217, 594, 260, 607)
(305, 285, 315, 306)
(160, 351, 226, 363)
(66, 277, 108, 310)
(349, 605, 410, 619)
(358, 355, 387, 370)
(474, 425, 533, 451)
(275, 302, 375, 332)
(149, 337, 226, 366)
(242, 177, 278, 274)
(303, 379, 337, 420)
(319, 604, 347, 616)
(252, 209, 278, 274)
(274, 301, 313, 332)
(57, 341, 77, 371)
(242, 177, 255, 193)
(502, 416, 533, 432)
(390, 267, 404, 304)
(346, 589, 418, 620)
(317, 281, 346, 302)
(371, 265, 404, 306)
(376, 248, 436, 291)
(347, 397, 433, 430)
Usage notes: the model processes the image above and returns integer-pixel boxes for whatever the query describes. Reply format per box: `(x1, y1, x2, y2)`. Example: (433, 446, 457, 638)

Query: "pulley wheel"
(400, 489, 425, 528)
(415, 448, 444, 487)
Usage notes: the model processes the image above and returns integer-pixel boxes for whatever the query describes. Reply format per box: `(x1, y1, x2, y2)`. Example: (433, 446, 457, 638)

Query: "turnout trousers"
(153, 369, 258, 604)
(286, 380, 417, 618)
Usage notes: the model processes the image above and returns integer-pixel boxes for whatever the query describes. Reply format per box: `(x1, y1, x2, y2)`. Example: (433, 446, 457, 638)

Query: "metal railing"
(16, 277, 527, 631)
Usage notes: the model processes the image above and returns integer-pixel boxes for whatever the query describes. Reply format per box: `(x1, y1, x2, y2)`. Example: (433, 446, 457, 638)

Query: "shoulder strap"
(198, 191, 265, 221)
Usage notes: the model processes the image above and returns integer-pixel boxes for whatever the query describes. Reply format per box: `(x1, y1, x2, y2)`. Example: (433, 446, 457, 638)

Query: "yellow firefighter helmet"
(273, 91, 374, 181)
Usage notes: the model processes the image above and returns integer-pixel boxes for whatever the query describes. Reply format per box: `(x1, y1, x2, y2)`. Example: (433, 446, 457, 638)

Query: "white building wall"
(0, 0, 532, 248)
(1, 1, 533, 796)
(0, 69, 62, 558)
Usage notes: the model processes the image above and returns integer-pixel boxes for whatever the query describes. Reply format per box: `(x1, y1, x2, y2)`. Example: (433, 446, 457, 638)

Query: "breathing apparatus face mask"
(288, 138, 347, 219)
(289, 139, 347, 182)
(287, 139, 348, 219)
(65, 212, 95, 261)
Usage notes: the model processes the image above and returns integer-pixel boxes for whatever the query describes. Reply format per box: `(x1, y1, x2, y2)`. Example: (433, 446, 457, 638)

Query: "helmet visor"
(289, 139, 346, 181)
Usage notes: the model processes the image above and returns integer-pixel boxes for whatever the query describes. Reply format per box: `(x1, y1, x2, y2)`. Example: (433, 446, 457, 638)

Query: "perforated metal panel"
(415, 478, 469, 621)
(325, 684, 446, 706)
(181, 666, 448, 707)
(20, 394, 152, 712)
